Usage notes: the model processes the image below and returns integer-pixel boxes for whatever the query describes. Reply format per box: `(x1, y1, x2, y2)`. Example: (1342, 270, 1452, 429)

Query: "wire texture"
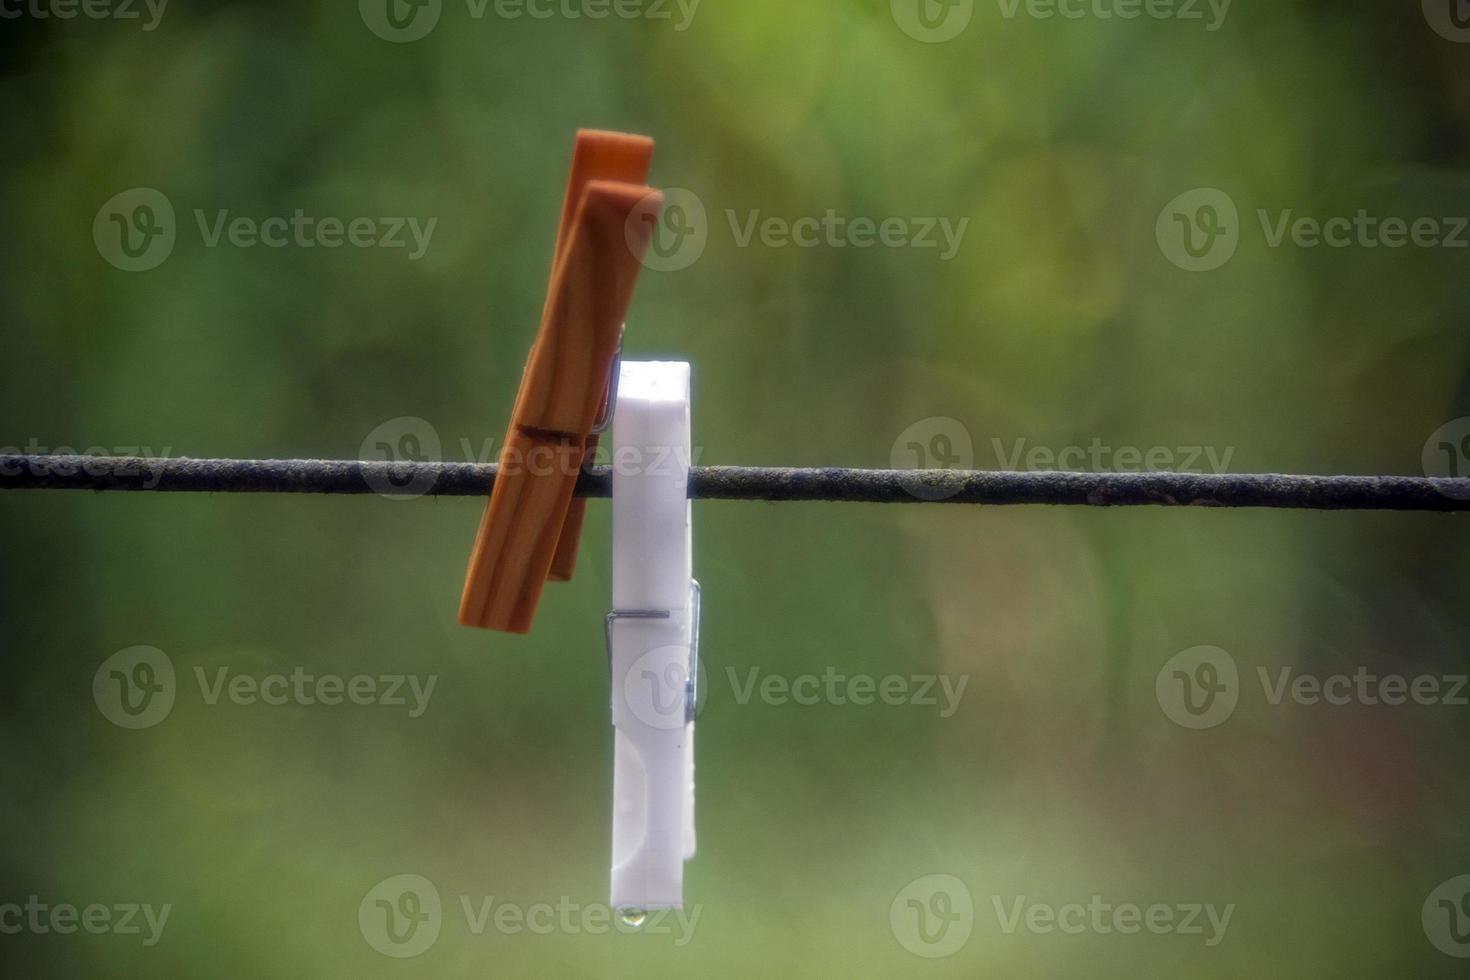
(2, 455, 1467, 511)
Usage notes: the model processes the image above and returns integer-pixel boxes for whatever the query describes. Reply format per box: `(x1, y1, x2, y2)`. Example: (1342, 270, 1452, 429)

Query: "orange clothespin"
(546, 131, 655, 583)
(459, 131, 661, 633)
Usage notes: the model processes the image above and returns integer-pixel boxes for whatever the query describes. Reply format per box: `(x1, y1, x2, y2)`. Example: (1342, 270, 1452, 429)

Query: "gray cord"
(2, 455, 1467, 511)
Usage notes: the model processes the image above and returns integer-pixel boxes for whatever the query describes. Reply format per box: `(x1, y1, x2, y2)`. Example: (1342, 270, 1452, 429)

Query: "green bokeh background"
(4, 0, 1470, 975)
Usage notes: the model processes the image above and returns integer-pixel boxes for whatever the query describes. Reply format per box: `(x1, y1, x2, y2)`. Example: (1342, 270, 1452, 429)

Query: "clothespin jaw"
(459, 138, 662, 634)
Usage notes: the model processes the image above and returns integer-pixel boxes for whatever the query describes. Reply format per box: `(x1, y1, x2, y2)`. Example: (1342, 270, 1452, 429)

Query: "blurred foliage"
(3, 0, 1470, 976)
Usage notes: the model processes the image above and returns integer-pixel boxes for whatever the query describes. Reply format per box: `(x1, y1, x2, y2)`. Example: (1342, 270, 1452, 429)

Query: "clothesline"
(2, 455, 1467, 511)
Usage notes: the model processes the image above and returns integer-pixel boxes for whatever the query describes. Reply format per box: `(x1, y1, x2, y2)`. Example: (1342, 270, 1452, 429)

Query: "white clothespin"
(607, 360, 698, 918)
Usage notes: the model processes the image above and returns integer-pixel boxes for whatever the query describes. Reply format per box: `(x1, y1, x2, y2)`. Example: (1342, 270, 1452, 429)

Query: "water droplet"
(617, 907, 647, 928)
